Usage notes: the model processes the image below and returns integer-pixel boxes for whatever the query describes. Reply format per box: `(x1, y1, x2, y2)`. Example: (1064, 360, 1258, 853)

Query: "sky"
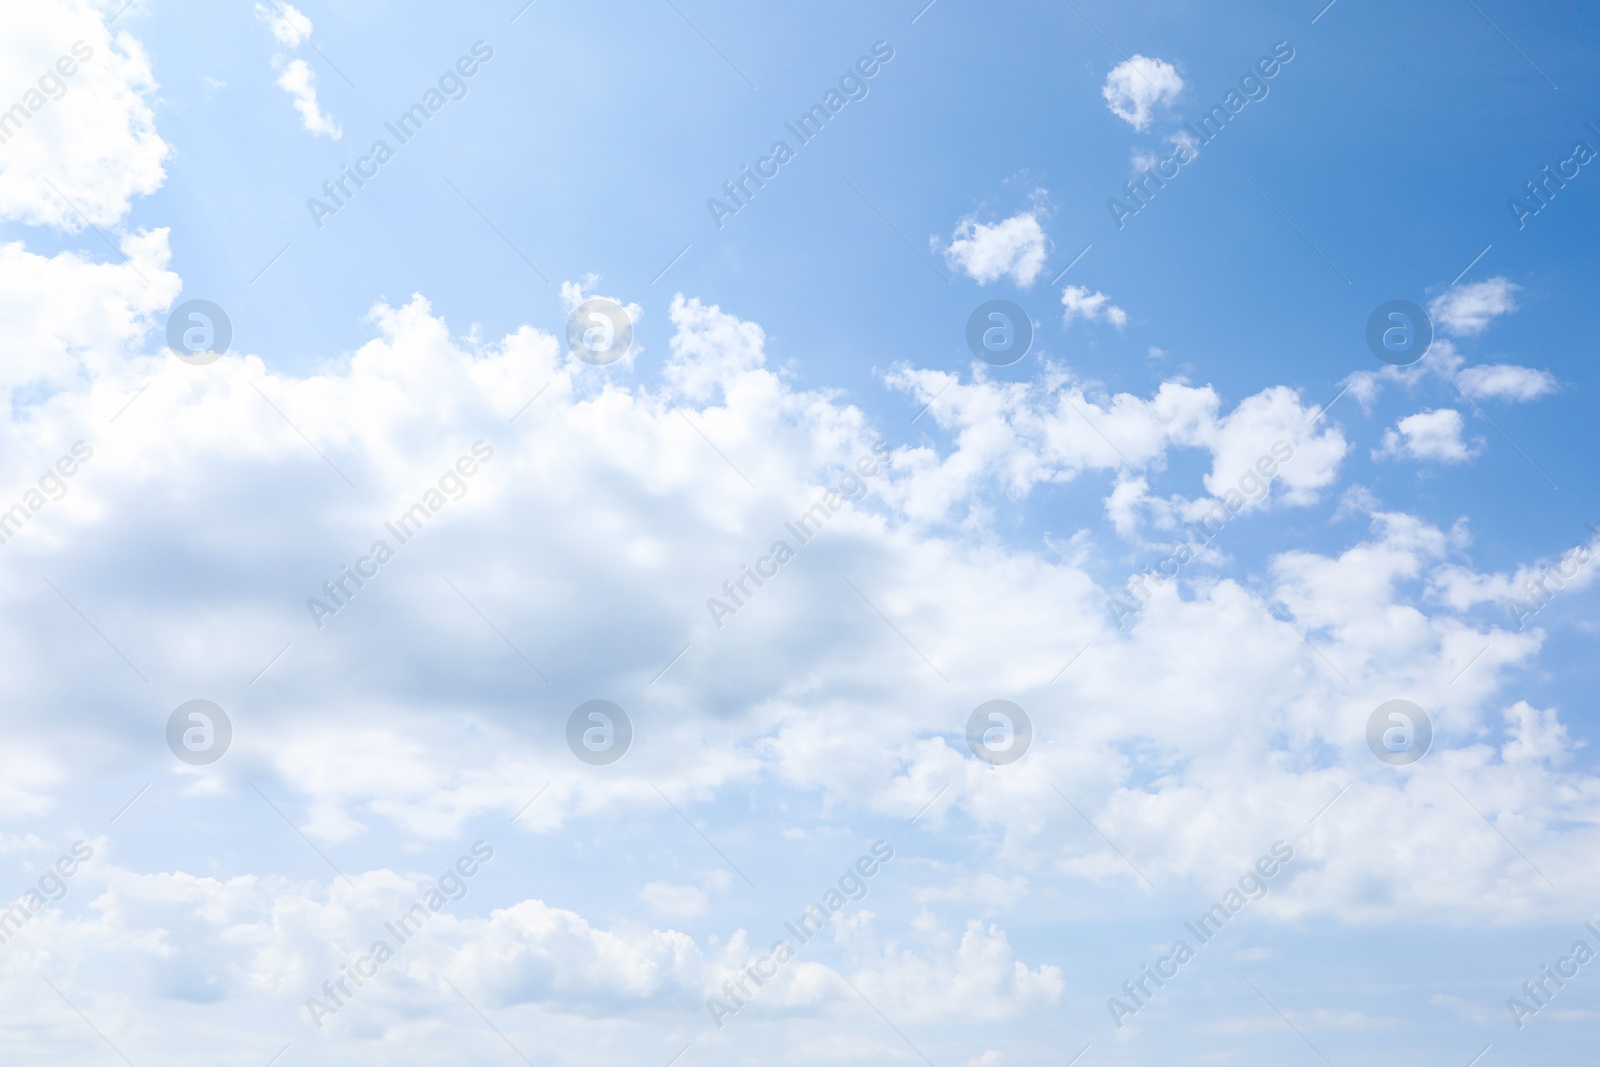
(1, 0, 1599, 1064)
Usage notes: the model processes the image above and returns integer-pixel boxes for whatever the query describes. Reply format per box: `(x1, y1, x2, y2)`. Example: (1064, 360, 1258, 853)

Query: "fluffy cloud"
(0, 0, 166, 230)
(1376, 409, 1481, 463)
(275, 59, 341, 139)
(1061, 285, 1126, 328)
(256, 1, 313, 45)
(1430, 277, 1519, 337)
(943, 212, 1048, 287)
(1101, 55, 1183, 130)
(882, 369, 1345, 527)
(1455, 362, 1556, 402)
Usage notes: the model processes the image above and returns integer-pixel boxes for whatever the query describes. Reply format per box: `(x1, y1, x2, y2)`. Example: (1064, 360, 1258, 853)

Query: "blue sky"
(2, 0, 1600, 1064)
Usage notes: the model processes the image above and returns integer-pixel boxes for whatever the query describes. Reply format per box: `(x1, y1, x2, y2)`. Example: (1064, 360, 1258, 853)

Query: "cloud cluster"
(256, 3, 341, 140)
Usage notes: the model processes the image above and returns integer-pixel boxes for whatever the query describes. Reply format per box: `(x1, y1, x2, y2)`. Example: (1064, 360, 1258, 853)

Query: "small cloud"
(1454, 363, 1556, 402)
(1429, 277, 1518, 337)
(944, 212, 1048, 287)
(256, 2, 312, 45)
(276, 59, 341, 139)
(1101, 55, 1183, 130)
(1375, 409, 1481, 463)
(1333, 484, 1381, 521)
(640, 881, 709, 918)
(1062, 284, 1126, 328)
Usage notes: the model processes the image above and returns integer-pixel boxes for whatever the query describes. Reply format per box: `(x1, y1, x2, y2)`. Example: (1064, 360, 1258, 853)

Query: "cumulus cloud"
(1101, 55, 1183, 130)
(1061, 284, 1126, 328)
(1430, 277, 1519, 337)
(1376, 409, 1482, 463)
(943, 212, 1049, 287)
(3, 271, 1600, 1058)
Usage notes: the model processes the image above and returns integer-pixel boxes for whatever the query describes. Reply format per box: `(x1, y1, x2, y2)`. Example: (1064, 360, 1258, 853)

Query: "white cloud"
(1430, 277, 1519, 337)
(5, 268, 1590, 942)
(1455, 362, 1556, 402)
(1376, 409, 1481, 463)
(0, 229, 179, 405)
(1343, 338, 1555, 411)
(943, 212, 1048, 287)
(0, 0, 167, 230)
(256, 1, 313, 45)
(1061, 284, 1126, 328)
(256, 4, 340, 139)
(275, 58, 341, 139)
(1101, 55, 1183, 131)
(881, 370, 1344, 526)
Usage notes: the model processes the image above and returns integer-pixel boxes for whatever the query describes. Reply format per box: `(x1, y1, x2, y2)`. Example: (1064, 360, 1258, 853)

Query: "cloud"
(0, 0, 167, 230)
(943, 213, 1048, 287)
(256, 4, 340, 139)
(1101, 55, 1183, 130)
(1343, 337, 1555, 411)
(5, 263, 1591, 942)
(256, 1, 313, 45)
(1061, 285, 1126, 328)
(275, 58, 341, 139)
(1376, 409, 1482, 463)
(1430, 277, 1519, 337)
(1455, 362, 1556, 402)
